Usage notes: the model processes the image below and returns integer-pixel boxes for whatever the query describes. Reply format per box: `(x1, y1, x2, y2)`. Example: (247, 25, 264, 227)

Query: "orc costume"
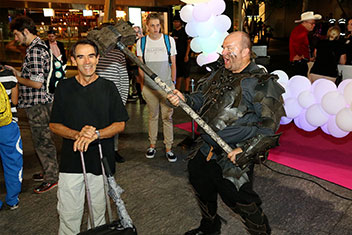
(184, 61, 285, 235)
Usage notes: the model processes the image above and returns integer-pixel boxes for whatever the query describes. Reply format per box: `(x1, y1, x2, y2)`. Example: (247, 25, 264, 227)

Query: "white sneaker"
(166, 151, 177, 162)
(146, 148, 156, 159)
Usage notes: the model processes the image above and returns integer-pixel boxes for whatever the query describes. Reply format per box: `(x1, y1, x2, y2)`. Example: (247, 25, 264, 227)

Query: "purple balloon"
(193, 3, 211, 22)
(327, 116, 349, 138)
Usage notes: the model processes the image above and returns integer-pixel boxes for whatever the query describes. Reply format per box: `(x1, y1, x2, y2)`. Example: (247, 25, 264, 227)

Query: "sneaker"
(146, 148, 156, 159)
(32, 173, 44, 182)
(9, 203, 19, 210)
(114, 151, 125, 163)
(34, 182, 58, 194)
(166, 150, 177, 162)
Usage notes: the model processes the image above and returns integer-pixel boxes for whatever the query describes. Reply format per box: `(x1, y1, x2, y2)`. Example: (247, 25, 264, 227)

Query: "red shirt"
(289, 24, 310, 61)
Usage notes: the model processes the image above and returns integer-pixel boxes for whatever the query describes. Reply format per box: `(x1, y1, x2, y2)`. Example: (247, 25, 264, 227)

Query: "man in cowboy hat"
(289, 11, 322, 76)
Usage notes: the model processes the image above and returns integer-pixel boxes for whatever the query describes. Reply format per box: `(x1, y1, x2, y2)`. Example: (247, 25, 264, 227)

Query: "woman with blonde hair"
(309, 26, 346, 82)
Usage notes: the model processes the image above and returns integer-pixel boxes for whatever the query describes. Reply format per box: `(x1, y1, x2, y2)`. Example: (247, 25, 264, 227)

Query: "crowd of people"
(0, 10, 313, 235)
(289, 11, 352, 83)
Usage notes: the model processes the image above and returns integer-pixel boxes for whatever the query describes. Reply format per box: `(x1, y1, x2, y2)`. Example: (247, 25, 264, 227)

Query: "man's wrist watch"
(95, 130, 100, 139)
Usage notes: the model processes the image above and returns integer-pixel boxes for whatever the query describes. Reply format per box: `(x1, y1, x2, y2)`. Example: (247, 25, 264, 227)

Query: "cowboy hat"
(295, 11, 322, 23)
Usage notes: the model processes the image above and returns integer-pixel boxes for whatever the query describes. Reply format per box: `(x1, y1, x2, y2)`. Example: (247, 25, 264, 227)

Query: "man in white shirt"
(136, 13, 177, 162)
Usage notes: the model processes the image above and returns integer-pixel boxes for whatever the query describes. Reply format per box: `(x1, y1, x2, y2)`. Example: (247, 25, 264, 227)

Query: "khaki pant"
(142, 86, 174, 150)
(57, 173, 106, 235)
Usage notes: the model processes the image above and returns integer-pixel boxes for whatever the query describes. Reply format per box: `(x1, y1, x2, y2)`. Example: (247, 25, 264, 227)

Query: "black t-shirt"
(50, 76, 129, 175)
(172, 27, 190, 59)
(310, 39, 346, 77)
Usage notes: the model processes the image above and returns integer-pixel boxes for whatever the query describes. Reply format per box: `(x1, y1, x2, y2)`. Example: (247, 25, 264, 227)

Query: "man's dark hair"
(9, 16, 37, 35)
(47, 29, 56, 35)
(70, 39, 99, 58)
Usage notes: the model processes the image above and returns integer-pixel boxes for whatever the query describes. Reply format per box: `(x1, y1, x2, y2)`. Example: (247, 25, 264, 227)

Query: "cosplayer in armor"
(168, 31, 285, 235)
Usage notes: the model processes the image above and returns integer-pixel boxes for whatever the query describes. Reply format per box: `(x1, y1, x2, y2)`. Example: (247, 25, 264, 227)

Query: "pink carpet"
(175, 122, 352, 190)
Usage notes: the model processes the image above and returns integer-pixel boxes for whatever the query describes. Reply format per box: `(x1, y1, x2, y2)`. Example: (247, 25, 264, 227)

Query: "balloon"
(193, 3, 212, 22)
(295, 110, 318, 132)
(298, 90, 316, 108)
(337, 79, 352, 94)
(195, 16, 215, 38)
(180, 5, 194, 23)
(327, 116, 349, 138)
(271, 70, 289, 88)
(196, 53, 208, 66)
(284, 97, 302, 119)
(213, 15, 231, 33)
(343, 81, 352, 106)
(321, 91, 346, 115)
(287, 75, 311, 98)
(336, 107, 352, 132)
(190, 38, 202, 53)
(293, 116, 302, 129)
(185, 21, 198, 37)
(320, 123, 330, 135)
(208, 0, 226, 16)
(305, 103, 329, 127)
(312, 79, 336, 102)
(280, 116, 292, 125)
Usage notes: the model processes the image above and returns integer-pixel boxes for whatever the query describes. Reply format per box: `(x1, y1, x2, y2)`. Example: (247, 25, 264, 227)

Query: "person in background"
(289, 11, 322, 76)
(136, 13, 177, 162)
(0, 64, 23, 210)
(6, 16, 59, 194)
(310, 26, 346, 82)
(171, 14, 191, 93)
(50, 40, 129, 234)
(45, 29, 67, 65)
(96, 36, 129, 163)
(344, 18, 352, 65)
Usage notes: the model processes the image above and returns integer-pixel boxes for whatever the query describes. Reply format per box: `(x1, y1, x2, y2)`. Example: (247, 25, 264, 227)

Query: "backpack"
(140, 34, 172, 66)
(35, 44, 66, 94)
(0, 82, 12, 127)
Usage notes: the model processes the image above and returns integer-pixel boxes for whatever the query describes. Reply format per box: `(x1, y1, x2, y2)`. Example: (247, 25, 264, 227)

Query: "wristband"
(95, 130, 100, 139)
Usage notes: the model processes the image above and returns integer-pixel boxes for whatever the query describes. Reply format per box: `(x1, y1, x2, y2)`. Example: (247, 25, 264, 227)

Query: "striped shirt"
(96, 49, 129, 105)
(19, 37, 54, 108)
(0, 69, 18, 122)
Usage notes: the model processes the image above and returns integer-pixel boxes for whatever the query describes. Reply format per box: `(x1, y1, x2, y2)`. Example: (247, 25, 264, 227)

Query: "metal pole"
(191, 78, 195, 140)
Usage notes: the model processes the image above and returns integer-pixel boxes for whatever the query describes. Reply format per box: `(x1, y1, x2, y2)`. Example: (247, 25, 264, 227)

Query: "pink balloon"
(208, 0, 226, 16)
(193, 3, 211, 22)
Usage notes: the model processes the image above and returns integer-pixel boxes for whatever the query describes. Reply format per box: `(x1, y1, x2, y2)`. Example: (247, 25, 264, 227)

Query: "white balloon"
(180, 5, 194, 23)
(185, 21, 198, 37)
(287, 75, 311, 98)
(271, 70, 289, 88)
(305, 103, 329, 127)
(190, 38, 202, 53)
(320, 123, 330, 135)
(327, 116, 349, 138)
(284, 97, 302, 119)
(343, 81, 352, 106)
(195, 16, 215, 38)
(280, 116, 292, 125)
(298, 90, 316, 108)
(321, 91, 347, 115)
(196, 53, 208, 66)
(208, 0, 226, 16)
(193, 3, 212, 22)
(336, 107, 352, 132)
(295, 110, 318, 132)
(312, 79, 336, 102)
(214, 15, 231, 33)
(337, 79, 352, 94)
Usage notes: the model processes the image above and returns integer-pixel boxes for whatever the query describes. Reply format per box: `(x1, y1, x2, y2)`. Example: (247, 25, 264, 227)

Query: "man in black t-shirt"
(172, 15, 192, 93)
(49, 39, 129, 234)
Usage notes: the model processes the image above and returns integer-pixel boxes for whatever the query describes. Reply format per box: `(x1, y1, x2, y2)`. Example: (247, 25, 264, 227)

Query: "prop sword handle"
(116, 42, 233, 155)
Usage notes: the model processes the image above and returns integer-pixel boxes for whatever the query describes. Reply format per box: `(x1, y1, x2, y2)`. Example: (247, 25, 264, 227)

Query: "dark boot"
(231, 202, 271, 235)
(114, 151, 125, 163)
(185, 193, 221, 235)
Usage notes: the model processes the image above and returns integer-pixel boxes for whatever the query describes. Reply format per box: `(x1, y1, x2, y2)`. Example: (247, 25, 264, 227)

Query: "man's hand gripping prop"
(87, 21, 280, 190)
